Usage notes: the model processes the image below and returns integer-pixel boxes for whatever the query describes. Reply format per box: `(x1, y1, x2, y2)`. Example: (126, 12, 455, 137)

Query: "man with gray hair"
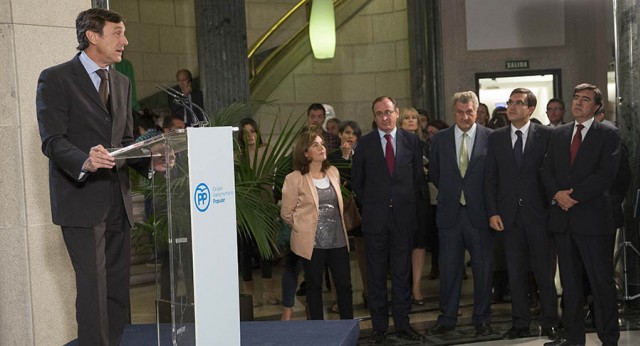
(428, 91, 495, 337)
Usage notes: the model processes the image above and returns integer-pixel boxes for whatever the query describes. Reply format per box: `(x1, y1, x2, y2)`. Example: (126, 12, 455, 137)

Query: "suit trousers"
(302, 246, 353, 320)
(62, 176, 131, 346)
(438, 207, 494, 327)
(364, 208, 413, 332)
(239, 230, 273, 281)
(554, 231, 619, 345)
(281, 250, 303, 308)
(504, 209, 559, 329)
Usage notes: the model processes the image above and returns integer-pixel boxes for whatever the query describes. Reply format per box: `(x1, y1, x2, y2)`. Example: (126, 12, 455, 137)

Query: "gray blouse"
(313, 177, 346, 249)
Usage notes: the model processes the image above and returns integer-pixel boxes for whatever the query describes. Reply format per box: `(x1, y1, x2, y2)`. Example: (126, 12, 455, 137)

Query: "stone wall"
(255, 0, 411, 134)
(110, 0, 199, 104)
(0, 1, 88, 345)
(439, 0, 614, 122)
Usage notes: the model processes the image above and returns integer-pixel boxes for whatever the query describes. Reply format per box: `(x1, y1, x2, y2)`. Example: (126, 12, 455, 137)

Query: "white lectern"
(112, 127, 239, 345)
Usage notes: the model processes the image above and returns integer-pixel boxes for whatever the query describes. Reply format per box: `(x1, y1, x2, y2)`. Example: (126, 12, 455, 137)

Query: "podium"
(111, 127, 239, 345)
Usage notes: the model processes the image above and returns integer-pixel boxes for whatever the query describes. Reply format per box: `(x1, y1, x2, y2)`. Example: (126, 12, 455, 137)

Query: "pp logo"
(194, 183, 210, 212)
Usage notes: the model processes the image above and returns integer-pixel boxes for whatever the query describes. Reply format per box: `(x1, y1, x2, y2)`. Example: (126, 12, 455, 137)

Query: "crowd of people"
(36, 7, 627, 346)
(254, 87, 625, 346)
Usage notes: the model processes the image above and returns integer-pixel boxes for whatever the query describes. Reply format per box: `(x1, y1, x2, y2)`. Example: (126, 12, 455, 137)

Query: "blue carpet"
(65, 320, 359, 345)
(241, 320, 359, 345)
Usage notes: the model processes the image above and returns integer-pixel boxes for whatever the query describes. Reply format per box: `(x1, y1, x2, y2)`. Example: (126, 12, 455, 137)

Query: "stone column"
(194, 0, 250, 121)
(0, 0, 87, 344)
(407, 0, 444, 120)
(615, 0, 640, 303)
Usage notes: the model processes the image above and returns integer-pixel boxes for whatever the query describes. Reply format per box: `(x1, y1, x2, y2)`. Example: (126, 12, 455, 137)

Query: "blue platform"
(65, 320, 360, 345)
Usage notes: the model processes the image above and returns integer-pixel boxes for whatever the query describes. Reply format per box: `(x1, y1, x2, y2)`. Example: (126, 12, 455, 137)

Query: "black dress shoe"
(503, 327, 529, 339)
(369, 330, 386, 344)
(427, 322, 454, 335)
(411, 297, 425, 306)
(541, 326, 561, 340)
(475, 322, 494, 337)
(584, 309, 595, 329)
(543, 338, 585, 346)
(396, 326, 425, 341)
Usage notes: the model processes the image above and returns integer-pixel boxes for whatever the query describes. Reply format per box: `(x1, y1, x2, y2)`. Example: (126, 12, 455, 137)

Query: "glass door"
(476, 69, 562, 125)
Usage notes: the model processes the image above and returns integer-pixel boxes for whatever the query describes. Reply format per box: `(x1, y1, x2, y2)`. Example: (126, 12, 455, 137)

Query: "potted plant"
(130, 103, 303, 321)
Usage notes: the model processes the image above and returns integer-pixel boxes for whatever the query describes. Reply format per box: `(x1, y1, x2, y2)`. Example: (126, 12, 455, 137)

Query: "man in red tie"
(541, 83, 621, 346)
(351, 96, 427, 343)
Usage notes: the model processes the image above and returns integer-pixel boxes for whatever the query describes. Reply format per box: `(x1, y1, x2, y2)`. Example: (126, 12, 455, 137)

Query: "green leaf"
(130, 103, 305, 261)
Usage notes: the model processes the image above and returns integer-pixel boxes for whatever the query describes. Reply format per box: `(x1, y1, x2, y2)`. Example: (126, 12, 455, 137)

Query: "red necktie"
(384, 134, 395, 175)
(570, 124, 584, 166)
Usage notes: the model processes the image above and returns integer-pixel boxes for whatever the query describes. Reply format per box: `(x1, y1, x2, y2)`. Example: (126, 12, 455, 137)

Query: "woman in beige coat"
(280, 130, 353, 320)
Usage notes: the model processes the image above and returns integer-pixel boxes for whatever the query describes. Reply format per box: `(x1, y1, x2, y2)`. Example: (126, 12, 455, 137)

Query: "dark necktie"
(570, 124, 584, 166)
(96, 69, 109, 107)
(384, 133, 395, 175)
(514, 130, 523, 171)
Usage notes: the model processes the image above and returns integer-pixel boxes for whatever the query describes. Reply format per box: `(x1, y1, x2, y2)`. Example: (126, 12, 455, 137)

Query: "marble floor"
(130, 251, 640, 345)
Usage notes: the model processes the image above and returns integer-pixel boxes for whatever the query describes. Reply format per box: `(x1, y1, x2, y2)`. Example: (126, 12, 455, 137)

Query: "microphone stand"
(155, 84, 211, 127)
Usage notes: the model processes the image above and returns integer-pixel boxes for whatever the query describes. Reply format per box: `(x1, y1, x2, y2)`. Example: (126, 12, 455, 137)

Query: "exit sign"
(505, 60, 529, 69)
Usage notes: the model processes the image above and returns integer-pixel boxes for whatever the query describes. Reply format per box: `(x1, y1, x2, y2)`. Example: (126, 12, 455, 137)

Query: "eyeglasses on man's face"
(375, 110, 396, 117)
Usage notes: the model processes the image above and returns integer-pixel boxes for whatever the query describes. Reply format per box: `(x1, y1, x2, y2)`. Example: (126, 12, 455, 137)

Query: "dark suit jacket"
(429, 124, 492, 230)
(36, 54, 144, 228)
(540, 120, 621, 235)
(485, 123, 552, 229)
(351, 128, 426, 235)
(612, 142, 631, 228)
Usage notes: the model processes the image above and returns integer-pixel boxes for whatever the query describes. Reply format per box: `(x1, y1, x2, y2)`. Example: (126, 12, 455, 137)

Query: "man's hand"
(340, 141, 353, 159)
(180, 82, 192, 97)
(151, 143, 175, 173)
(555, 189, 578, 211)
(489, 215, 504, 231)
(83, 145, 115, 172)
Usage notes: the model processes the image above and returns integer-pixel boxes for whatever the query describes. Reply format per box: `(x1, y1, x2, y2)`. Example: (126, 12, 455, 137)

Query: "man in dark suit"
(169, 68, 205, 126)
(485, 88, 560, 340)
(583, 108, 631, 329)
(36, 9, 151, 345)
(541, 83, 621, 346)
(428, 91, 494, 336)
(546, 98, 566, 128)
(352, 96, 426, 343)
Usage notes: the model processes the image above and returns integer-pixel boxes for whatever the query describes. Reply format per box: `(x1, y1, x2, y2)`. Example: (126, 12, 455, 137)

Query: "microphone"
(155, 84, 210, 127)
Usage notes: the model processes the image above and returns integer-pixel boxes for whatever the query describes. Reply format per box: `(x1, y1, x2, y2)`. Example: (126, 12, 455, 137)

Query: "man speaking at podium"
(36, 8, 152, 345)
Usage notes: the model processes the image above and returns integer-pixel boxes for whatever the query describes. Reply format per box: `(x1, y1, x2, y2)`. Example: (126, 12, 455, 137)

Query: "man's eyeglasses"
(375, 110, 396, 117)
(506, 100, 528, 107)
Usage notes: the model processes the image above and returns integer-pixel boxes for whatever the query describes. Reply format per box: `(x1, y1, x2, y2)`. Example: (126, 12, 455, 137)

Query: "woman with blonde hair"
(399, 107, 432, 306)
